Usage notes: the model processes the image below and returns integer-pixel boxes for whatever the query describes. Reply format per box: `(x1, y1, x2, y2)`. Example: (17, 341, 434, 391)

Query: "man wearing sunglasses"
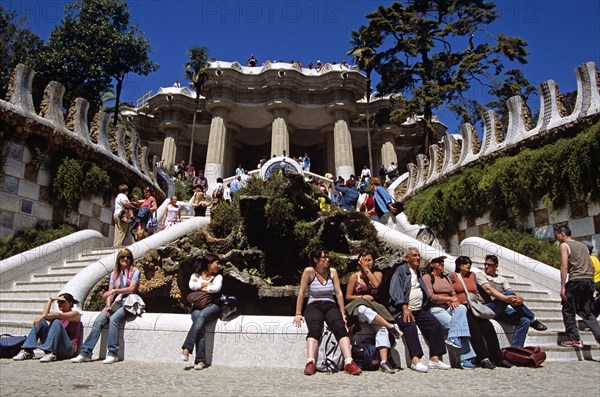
(476, 255, 547, 347)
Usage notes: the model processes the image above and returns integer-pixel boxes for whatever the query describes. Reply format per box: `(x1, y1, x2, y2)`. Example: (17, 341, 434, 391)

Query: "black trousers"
(466, 310, 503, 363)
(304, 300, 349, 341)
(394, 309, 446, 359)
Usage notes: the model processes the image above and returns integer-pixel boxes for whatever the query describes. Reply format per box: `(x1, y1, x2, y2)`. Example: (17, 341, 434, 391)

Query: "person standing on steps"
(555, 226, 600, 347)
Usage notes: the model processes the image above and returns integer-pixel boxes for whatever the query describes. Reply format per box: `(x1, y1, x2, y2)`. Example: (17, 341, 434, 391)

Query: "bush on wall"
(405, 120, 600, 238)
(482, 227, 561, 268)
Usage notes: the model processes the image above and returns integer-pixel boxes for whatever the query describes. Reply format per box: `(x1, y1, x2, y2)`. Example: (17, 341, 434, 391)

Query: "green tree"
(363, 1, 530, 148)
(34, 0, 158, 114)
(348, 26, 379, 173)
(184, 46, 213, 165)
(0, 4, 44, 99)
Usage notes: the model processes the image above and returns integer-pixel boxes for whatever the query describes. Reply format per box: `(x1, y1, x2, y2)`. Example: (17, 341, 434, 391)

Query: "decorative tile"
(3, 175, 19, 194)
(92, 204, 102, 219)
(0, 211, 14, 228)
(3, 158, 24, 179)
(534, 208, 549, 227)
(79, 215, 90, 229)
(570, 199, 588, 219)
(0, 192, 20, 212)
(7, 143, 24, 161)
(38, 186, 50, 202)
(23, 163, 38, 182)
(20, 199, 33, 214)
(17, 180, 40, 200)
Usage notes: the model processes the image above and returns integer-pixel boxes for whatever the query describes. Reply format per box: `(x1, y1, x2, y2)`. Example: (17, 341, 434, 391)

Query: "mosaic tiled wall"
(1, 142, 113, 240)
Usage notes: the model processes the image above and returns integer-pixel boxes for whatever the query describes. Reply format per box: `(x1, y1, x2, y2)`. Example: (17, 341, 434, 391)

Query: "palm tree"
(101, 89, 135, 130)
(184, 46, 213, 166)
(348, 26, 379, 174)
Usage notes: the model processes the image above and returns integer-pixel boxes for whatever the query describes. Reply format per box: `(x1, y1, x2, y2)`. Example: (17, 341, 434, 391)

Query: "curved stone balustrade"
(397, 61, 600, 201)
(0, 63, 163, 198)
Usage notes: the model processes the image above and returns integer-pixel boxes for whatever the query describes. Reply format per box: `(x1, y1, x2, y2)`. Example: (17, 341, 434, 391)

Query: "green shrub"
(209, 203, 241, 238)
(83, 162, 112, 198)
(405, 120, 600, 237)
(174, 179, 192, 201)
(0, 223, 76, 260)
(482, 227, 561, 268)
(52, 157, 84, 212)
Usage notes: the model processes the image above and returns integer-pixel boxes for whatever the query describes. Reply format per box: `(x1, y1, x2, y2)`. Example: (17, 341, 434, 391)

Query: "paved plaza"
(0, 359, 598, 396)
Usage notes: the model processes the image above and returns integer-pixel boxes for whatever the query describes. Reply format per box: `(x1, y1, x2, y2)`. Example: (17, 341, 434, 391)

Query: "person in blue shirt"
(334, 179, 359, 211)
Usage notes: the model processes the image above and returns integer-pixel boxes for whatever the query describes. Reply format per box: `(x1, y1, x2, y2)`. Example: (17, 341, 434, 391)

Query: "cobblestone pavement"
(1, 359, 598, 396)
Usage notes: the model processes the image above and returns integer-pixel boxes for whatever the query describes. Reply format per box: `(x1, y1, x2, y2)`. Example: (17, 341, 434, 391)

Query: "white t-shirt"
(408, 267, 424, 311)
(114, 193, 129, 216)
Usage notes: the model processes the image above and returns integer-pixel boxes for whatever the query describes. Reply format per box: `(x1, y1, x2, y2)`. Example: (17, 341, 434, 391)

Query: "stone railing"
(394, 61, 600, 200)
(0, 63, 164, 199)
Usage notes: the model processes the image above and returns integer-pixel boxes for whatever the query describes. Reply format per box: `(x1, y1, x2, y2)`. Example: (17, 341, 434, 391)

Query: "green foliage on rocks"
(0, 223, 76, 260)
(482, 227, 561, 268)
(52, 157, 115, 213)
(405, 121, 600, 238)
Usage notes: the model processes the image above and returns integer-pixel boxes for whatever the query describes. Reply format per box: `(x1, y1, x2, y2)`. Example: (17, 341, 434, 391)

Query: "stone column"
(332, 109, 355, 179)
(321, 126, 335, 175)
(380, 131, 398, 169)
(160, 128, 179, 169)
(224, 123, 240, 177)
(269, 108, 290, 157)
(205, 105, 231, 186)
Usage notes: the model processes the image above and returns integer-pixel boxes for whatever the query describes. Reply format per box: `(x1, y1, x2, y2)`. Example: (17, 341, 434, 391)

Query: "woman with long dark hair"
(293, 247, 362, 376)
(179, 253, 222, 370)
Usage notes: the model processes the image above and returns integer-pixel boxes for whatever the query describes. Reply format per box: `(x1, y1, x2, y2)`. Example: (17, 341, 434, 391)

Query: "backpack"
(351, 340, 380, 370)
(316, 325, 343, 373)
(0, 334, 26, 358)
(501, 346, 547, 368)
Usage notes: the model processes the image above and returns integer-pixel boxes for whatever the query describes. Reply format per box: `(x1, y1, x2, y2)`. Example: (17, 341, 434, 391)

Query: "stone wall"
(1, 142, 115, 241)
(0, 64, 165, 241)
(445, 199, 600, 254)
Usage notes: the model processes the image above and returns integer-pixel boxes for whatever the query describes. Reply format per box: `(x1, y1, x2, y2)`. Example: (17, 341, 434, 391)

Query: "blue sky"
(7, 0, 600, 135)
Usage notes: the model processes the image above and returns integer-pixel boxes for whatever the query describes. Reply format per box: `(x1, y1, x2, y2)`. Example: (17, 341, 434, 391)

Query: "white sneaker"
(194, 362, 206, 370)
(102, 355, 119, 364)
(13, 350, 34, 361)
(178, 354, 189, 362)
(71, 354, 91, 363)
(39, 353, 57, 362)
(410, 361, 428, 373)
(428, 360, 451, 370)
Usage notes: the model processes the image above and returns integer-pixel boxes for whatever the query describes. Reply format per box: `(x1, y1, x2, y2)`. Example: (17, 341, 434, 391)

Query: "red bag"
(501, 346, 546, 367)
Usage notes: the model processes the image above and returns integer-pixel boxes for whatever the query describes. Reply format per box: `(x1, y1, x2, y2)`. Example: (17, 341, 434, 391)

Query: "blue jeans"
(485, 290, 533, 347)
(80, 303, 132, 358)
(430, 305, 476, 362)
(182, 304, 220, 364)
(22, 318, 75, 359)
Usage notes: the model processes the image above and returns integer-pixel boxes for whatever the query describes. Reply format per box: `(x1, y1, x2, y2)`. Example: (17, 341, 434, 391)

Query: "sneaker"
(560, 340, 583, 349)
(445, 337, 462, 349)
(495, 359, 514, 368)
(379, 361, 395, 374)
(303, 361, 316, 376)
(344, 360, 362, 375)
(480, 358, 496, 369)
(388, 325, 402, 339)
(410, 361, 428, 373)
(39, 353, 57, 362)
(530, 320, 548, 331)
(102, 355, 119, 364)
(13, 350, 34, 361)
(428, 360, 451, 370)
(194, 362, 206, 370)
(71, 354, 91, 363)
(461, 359, 477, 369)
(178, 354, 189, 362)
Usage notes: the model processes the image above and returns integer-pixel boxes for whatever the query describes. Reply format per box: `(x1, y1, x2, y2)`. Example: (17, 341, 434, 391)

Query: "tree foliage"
(33, 0, 158, 113)
(361, 1, 533, 146)
(0, 4, 44, 99)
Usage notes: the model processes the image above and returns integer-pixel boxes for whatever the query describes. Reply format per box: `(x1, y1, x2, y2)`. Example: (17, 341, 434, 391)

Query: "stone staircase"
(0, 247, 119, 331)
(470, 262, 599, 361)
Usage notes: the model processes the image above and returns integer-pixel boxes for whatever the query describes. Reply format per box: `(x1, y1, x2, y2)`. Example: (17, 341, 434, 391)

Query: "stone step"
(30, 272, 78, 283)
(0, 289, 62, 299)
(48, 264, 87, 273)
(0, 297, 50, 310)
(522, 329, 599, 346)
(515, 297, 561, 309)
(506, 281, 535, 291)
(61, 258, 102, 266)
(516, 289, 552, 298)
(0, 308, 45, 323)
(12, 280, 66, 291)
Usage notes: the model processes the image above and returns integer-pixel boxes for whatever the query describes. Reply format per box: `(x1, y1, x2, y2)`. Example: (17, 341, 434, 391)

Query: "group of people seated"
(294, 247, 549, 375)
(246, 54, 352, 72)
